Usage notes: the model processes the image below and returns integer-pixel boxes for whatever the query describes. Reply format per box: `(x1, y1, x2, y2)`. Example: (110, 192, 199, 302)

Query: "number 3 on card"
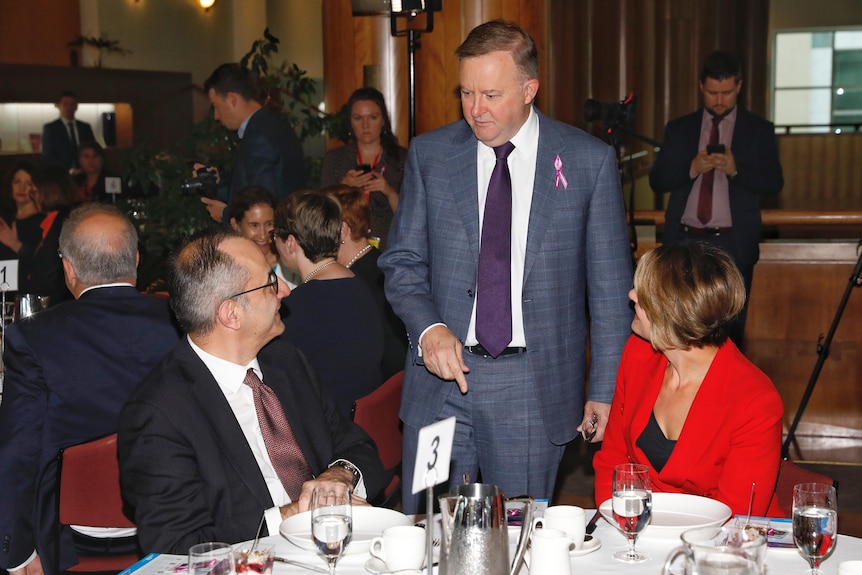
(411, 416, 456, 494)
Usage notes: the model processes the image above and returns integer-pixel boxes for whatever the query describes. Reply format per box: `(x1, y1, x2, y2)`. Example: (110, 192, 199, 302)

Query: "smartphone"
(706, 144, 726, 155)
(355, 163, 372, 174)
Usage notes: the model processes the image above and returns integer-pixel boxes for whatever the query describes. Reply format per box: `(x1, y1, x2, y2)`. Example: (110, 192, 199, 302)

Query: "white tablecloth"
(253, 511, 862, 574)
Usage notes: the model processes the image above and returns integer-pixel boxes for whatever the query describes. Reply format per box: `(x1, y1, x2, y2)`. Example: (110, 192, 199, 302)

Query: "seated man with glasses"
(118, 228, 385, 555)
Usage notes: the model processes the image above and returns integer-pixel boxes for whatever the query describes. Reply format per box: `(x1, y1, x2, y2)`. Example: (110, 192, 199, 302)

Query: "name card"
(0, 260, 19, 291)
(412, 416, 456, 494)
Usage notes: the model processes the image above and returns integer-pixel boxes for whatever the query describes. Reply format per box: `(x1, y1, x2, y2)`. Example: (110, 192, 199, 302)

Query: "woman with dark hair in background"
(273, 191, 384, 418)
(325, 184, 408, 380)
(320, 87, 407, 249)
(75, 140, 125, 203)
(0, 162, 46, 262)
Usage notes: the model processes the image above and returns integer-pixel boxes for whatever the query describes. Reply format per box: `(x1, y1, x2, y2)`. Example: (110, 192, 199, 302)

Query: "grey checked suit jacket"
(378, 110, 633, 445)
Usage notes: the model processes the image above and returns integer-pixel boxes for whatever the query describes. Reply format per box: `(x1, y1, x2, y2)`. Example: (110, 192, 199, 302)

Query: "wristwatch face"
(333, 461, 360, 487)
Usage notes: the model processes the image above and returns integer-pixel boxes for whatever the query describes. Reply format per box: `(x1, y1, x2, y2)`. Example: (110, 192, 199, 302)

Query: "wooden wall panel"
(774, 134, 862, 210)
(0, 0, 80, 66)
(746, 243, 862, 442)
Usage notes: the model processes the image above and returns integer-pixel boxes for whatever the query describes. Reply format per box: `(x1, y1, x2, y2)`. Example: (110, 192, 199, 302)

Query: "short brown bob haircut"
(633, 242, 745, 351)
(274, 190, 341, 263)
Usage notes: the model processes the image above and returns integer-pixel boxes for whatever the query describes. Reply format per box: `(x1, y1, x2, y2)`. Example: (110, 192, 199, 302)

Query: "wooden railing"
(633, 210, 862, 227)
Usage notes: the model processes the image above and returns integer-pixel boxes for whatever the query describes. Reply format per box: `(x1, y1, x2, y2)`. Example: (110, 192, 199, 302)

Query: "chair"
(351, 370, 404, 507)
(56, 433, 140, 573)
(775, 459, 838, 516)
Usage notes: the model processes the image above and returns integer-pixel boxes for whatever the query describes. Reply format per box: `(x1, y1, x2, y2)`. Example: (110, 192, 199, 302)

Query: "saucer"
(364, 557, 422, 574)
(570, 535, 602, 557)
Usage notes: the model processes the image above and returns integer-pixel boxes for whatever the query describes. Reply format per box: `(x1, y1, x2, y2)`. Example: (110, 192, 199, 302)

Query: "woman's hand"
(340, 169, 374, 189)
(0, 219, 23, 253)
(364, 172, 399, 211)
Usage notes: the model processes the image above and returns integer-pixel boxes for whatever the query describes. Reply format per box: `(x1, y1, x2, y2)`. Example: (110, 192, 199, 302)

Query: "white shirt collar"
(79, 282, 135, 297)
(187, 335, 263, 394)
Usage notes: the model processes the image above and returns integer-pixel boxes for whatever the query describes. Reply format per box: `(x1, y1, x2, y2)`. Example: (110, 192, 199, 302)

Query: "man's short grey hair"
(169, 228, 250, 335)
(58, 203, 138, 285)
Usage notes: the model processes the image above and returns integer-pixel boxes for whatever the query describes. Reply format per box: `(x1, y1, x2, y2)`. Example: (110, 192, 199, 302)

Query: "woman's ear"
(340, 221, 350, 244)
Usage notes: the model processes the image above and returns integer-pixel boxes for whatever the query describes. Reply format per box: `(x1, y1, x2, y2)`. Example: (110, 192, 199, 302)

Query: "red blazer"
(594, 335, 785, 517)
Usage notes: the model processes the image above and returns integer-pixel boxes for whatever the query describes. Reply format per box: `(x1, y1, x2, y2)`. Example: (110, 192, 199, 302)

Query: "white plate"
(599, 492, 732, 540)
(279, 506, 412, 555)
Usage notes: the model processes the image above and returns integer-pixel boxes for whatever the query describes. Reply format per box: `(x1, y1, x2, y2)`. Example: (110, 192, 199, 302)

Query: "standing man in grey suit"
(379, 20, 633, 512)
(41, 91, 96, 174)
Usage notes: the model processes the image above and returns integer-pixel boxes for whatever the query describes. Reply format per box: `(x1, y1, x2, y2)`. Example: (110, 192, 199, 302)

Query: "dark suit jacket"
(41, 119, 96, 170)
(378, 110, 633, 444)
(0, 287, 180, 574)
(649, 107, 783, 270)
(593, 335, 785, 517)
(216, 107, 306, 218)
(117, 337, 386, 555)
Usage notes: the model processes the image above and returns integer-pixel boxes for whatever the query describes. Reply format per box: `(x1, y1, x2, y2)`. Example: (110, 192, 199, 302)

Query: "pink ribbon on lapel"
(554, 155, 568, 189)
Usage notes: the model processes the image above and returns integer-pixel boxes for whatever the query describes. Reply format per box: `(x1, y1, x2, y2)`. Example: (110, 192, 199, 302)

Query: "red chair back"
(775, 459, 838, 516)
(57, 433, 139, 572)
(351, 370, 404, 500)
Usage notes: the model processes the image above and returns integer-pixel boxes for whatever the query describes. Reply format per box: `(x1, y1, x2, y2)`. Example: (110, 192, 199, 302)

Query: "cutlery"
(273, 556, 330, 573)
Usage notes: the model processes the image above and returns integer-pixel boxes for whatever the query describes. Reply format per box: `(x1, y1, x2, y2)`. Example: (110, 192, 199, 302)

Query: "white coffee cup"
(369, 525, 426, 572)
(527, 528, 572, 575)
(532, 505, 586, 550)
(839, 560, 862, 575)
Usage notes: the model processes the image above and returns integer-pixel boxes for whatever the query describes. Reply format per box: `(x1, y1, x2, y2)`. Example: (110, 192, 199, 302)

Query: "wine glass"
(792, 482, 837, 574)
(311, 484, 352, 575)
(611, 463, 652, 562)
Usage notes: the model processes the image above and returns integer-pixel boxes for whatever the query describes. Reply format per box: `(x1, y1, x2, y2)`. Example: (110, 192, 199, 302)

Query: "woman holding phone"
(320, 88, 407, 249)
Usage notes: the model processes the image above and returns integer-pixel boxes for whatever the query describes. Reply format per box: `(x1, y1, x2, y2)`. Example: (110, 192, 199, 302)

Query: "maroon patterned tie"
(476, 142, 515, 358)
(697, 114, 724, 224)
(242, 368, 312, 500)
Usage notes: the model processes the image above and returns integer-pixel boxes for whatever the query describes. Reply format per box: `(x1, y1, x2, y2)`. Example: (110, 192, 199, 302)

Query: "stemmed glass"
(611, 463, 652, 563)
(792, 482, 837, 574)
(311, 484, 352, 575)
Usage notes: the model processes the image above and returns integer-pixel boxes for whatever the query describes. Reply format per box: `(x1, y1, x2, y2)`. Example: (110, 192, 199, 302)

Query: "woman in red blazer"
(594, 242, 785, 517)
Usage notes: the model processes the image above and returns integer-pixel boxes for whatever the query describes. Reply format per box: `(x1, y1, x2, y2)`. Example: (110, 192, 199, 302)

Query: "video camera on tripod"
(583, 92, 637, 130)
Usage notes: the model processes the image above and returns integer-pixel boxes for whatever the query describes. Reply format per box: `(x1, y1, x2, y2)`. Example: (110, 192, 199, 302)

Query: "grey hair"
(169, 227, 250, 335)
(58, 203, 138, 285)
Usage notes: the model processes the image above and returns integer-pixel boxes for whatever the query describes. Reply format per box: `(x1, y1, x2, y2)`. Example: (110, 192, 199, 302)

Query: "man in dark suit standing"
(378, 21, 633, 512)
(0, 204, 181, 575)
(649, 51, 783, 347)
(198, 63, 307, 223)
(41, 91, 96, 174)
(118, 229, 385, 554)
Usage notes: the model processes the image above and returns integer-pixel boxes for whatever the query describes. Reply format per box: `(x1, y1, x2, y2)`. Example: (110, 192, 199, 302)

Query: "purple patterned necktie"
(242, 368, 312, 500)
(476, 141, 515, 358)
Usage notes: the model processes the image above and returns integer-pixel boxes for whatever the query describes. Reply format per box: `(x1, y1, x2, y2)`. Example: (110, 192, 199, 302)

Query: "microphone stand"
(781, 239, 862, 460)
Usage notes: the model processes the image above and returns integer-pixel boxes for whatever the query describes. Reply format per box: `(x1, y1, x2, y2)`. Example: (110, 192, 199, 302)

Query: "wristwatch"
(328, 459, 361, 488)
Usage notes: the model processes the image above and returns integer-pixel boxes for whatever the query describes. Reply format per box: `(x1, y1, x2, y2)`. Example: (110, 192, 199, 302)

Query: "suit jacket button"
(467, 290, 474, 298)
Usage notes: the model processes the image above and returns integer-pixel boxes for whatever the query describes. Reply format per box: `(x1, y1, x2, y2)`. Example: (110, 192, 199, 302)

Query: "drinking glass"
(311, 484, 352, 575)
(792, 482, 837, 574)
(188, 542, 235, 575)
(611, 463, 652, 562)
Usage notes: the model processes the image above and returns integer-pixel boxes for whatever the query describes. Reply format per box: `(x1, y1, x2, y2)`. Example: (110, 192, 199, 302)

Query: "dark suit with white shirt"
(41, 118, 96, 170)
(0, 286, 180, 574)
(117, 337, 386, 555)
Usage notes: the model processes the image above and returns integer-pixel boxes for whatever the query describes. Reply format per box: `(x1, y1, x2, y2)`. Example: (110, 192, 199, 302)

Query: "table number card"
(0, 260, 19, 292)
(105, 177, 122, 196)
(412, 416, 456, 494)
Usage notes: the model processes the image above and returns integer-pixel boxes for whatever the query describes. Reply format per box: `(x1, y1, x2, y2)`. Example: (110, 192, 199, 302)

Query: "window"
(773, 29, 862, 133)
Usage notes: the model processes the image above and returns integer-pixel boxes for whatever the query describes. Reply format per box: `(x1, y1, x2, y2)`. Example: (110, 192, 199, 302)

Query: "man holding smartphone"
(649, 51, 783, 347)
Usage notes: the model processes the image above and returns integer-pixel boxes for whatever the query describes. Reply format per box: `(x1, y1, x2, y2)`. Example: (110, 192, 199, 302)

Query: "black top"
(280, 276, 384, 418)
(349, 248, 408, 380)
(636, 411, 677, 473)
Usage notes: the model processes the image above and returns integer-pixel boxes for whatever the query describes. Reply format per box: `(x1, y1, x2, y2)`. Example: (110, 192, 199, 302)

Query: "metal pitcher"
(14, 294, 50, 321)
(438, 483, 533, 575)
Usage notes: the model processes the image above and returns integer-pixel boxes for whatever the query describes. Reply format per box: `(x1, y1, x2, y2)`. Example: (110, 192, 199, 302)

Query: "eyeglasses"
(227, 270, 278, 300)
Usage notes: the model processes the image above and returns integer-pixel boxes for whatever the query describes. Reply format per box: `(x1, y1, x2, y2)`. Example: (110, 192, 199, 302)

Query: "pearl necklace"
(303, 260, 336, 283)
(345, 244, 372, 269)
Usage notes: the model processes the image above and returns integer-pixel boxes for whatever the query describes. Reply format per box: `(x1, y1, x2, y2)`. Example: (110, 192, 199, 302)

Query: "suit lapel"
(177, 342, 274, 507)
(450, 124, 482, 264)
(524, 113, 564, 281)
